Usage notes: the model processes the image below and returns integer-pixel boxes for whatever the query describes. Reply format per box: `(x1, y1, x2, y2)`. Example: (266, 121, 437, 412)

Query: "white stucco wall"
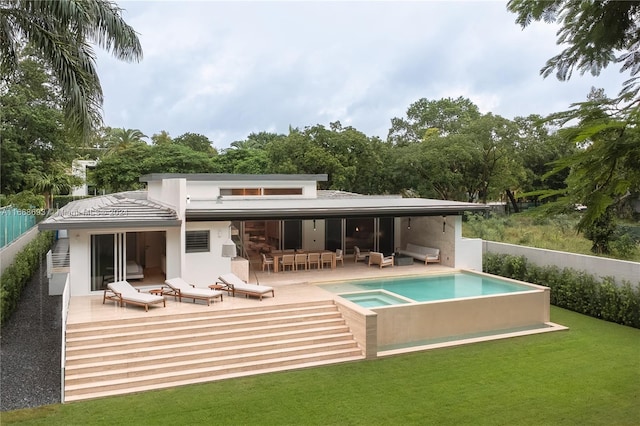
(484, 241, 640, 286)
(183, 221, 233, 287)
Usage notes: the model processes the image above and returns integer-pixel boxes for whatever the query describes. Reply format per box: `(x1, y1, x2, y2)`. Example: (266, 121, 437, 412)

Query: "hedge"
(484, 253, 640, 329)
(0, 231, 54, 325)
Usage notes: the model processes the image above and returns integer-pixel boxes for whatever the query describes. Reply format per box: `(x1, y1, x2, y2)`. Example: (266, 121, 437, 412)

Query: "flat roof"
(140, 173, 328, 182)
(185, 195, 488, 221)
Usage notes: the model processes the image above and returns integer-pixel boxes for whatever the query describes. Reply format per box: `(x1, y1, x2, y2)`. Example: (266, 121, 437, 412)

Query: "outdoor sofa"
(397, 243, 440, 264)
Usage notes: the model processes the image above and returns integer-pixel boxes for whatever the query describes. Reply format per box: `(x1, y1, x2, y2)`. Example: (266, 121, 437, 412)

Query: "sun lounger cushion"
(218, 273, 275, 301)
(105, 281, 165, 311)
(165, 278, 223, 305)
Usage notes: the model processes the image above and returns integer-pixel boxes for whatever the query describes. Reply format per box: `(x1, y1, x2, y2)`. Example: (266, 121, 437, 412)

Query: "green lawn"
(3, 307, 639, 425)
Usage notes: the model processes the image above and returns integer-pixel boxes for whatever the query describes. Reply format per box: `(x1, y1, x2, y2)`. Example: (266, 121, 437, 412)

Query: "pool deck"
(68, 261, 449, 324)
(67, 261, 567, 353)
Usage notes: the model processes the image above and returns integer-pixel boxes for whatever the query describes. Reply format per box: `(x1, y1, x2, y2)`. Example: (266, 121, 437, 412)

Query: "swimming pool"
(321, 271, 534, 306)
(322, 271, 552, 355)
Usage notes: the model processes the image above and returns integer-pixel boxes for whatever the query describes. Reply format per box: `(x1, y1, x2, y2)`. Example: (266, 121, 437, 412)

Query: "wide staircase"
(64, 300, 363, 402)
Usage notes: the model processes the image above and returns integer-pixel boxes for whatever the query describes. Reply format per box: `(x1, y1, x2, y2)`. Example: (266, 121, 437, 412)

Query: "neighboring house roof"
(140, 173, 329, 182)
(186, 193, 488, 221)
(38, 191, 181, 230)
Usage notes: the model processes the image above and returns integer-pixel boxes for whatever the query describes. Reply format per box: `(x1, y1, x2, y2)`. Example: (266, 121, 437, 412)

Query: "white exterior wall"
(184, 179, 318, 200)
(69, 230, 91, 296)
(484, 241, 640, 286)
(454, 217, 483, 270)
(183, 221, 233, 287)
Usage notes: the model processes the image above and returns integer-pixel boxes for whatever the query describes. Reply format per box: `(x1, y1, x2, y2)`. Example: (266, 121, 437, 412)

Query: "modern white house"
(39, 173, 489, 296)
(70, 159, 99, 196)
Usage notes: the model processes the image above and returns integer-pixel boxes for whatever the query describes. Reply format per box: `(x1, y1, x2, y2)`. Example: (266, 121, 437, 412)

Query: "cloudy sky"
(96, 1, 627, 149)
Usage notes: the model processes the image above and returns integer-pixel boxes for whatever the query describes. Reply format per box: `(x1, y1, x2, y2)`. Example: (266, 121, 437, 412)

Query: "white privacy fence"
(483, 241, 640, 287)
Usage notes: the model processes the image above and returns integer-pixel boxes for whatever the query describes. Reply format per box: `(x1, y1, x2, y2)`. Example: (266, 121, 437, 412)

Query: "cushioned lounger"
(103, 281, 165, 312)
(217, 273, 275, 301)
(164, 277, 223, 306)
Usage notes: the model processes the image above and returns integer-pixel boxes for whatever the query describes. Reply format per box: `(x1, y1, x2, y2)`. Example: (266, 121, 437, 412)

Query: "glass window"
(345, 218, 374, 255)
(325, 218, 342, 251)
(283, 220, 302, 250)
(186, 230, 210, 253)
(263, 188, 303, 195)
(378, 217, 395, 255)
(91, 234, 114, 291)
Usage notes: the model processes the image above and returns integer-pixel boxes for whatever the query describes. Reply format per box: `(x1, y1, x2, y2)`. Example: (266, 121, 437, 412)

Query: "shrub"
(484, 253, 640, 329)
(0, 231, 54, 325)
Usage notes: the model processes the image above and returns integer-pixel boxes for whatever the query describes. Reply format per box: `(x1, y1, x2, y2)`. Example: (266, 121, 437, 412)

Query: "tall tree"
(173, 132, 216, 155)
(507, 0, 640, 100)
(0, 0, 143, 140)
(388, 97, 481, 145)
(0, 54, 77, 194)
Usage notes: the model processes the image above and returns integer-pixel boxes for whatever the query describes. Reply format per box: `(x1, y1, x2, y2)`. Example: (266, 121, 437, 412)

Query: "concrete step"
(66, 319, 348, 355)
(66, 303, 337, 337)
(65, 348, 364, 398)
(66, 311, 342, 345)
(66, 300, 334, 331)
(64, 355, 365, 402)
(66, 340, 360, 383)
(66, 330, 355, 367)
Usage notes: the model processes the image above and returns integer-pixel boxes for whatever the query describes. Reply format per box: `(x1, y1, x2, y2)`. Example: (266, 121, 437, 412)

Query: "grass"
(3, 307, 639, 425)
(463, 212, 640, 262)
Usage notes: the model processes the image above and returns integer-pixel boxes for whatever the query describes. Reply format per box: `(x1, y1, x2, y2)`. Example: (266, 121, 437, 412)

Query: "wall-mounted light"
(355, 226, 360, 232)
(221, 225, 236, 258)
(442, 216, 447, 233)
(407, 217, 411, 230)
(186, 195, 191, 204)
(313, 219, 316, 231)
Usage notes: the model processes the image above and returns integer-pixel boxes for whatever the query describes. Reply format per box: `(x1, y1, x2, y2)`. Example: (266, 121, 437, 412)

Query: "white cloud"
(95, 1, 628, 148)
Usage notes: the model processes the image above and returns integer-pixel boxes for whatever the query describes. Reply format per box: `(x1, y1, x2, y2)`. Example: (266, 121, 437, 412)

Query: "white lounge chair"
(217, 273, 275, 301)
(103, 281, 165, 312)
(165, 277, 224, 306)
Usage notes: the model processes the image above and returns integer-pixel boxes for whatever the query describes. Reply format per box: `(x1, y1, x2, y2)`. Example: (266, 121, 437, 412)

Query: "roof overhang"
(185, 197, 488, 221)
(140, 173, 328, 183)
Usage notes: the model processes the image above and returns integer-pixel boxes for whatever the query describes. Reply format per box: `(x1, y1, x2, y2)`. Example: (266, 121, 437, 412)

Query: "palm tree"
(27, 164, 81, 209)
(0, 0, 143, 141)
(105, 127, 148, 154)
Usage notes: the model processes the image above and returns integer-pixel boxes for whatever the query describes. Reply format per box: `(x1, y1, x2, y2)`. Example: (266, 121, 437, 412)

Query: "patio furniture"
(368, 252, 394, 268)
(280, 254, 295, 271)
(321, 252, 333, 269)
(217, 273, 275, 301)
(295, 253, 307, 270)
(307, 252, 321, 269)
(261, 253, 274, 272)
(353, 246, 368, 263)
(103, 281, 166, 312)
(335, 249, 344, 266)
(164, 277, 224, 306)
(397, 243, 440, 265)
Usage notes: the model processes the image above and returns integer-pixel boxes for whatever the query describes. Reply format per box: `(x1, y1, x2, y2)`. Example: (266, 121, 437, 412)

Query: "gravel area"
(1, 258, 62, 411)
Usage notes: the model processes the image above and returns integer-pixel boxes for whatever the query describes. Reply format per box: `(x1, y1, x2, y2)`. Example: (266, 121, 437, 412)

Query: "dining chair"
(294, 253, 307, 271)
(321, 252, 333, 269)
(307, 252, 321, 270)
(280, 254, 295, 271)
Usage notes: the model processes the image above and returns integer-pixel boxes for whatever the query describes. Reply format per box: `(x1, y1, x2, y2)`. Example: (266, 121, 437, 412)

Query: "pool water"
(339, 291, 411, 308)
(322, 272, 533, 306)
